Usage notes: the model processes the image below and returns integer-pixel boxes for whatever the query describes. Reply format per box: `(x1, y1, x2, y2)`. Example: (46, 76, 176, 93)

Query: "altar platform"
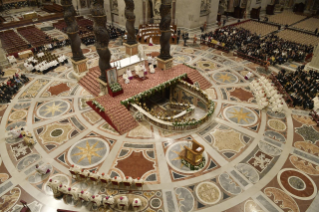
(79, 64, 212, 134)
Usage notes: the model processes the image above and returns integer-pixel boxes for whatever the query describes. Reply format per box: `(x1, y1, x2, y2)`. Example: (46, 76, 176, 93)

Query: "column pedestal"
(124, 43, 138, 56)
(97, 78, 108, 96)
(71, 58, 88, 81)
(156, 57, 174, 70)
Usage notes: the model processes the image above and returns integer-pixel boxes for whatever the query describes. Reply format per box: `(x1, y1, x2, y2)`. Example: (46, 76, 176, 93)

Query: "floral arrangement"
(92, 100, 105, 112)
(109, 82, 123, 93)
(121, 73, 187, 107)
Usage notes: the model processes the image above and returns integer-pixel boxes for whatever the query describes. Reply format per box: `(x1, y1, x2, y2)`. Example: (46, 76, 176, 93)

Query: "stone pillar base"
(156, 57, 174, 70)
(124, 43, 138, 56)
(71, 58, 88, 81)
(97, 78, 108, 96)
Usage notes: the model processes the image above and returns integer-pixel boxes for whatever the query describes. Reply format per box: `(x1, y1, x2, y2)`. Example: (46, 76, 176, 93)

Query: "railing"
(200, 40, 230, 53)
(236, 51, 269, 67)
(130, 82, 214, 131)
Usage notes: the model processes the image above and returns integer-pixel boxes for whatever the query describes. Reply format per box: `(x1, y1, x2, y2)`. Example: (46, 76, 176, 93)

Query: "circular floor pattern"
(267, 119, 287, 132)
(68, 138, 109, 168)
(1, 36, 319, 212)
(173, 54, 192, 64)
(213, 72, 238, 84)
(9, 110, 27, 121)
(195, 182, 222, 205)
(196, 60, 217, 71)
(37, 100, 70, 119)
(224, 106, 257, 126)
(277, 168, 317, 200)
(166, 140, 208, 174)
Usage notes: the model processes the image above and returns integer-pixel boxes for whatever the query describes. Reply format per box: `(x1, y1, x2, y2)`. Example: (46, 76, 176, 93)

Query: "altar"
(111, 55, 145, 77)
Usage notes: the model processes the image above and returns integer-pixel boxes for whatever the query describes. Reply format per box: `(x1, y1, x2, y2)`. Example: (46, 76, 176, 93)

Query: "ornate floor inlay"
(1, 33, 319, 212)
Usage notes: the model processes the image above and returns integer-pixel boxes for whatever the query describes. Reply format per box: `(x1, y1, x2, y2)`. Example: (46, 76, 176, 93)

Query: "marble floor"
(1, 31, 319, 212)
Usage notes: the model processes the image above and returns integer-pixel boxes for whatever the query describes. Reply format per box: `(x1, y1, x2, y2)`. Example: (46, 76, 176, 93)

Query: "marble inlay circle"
(213, 72, 238, 84)
(173, 54, 192, 64)
(288, 176, 306, 191)
(267, 119, 286, 132)
(151, 198, 162, 208)
(68, 138, 109, 168)
(182, 48, 195, 54)
(51, 129, 64, 137)
(224, 106, 257, 126)
(277, 168, 317, 200)
(166, 141, 208, 174)
(9, 110, 27, 121)
(195, 182, 221, 205)
(196, 61, 216, 71)
(264, 130, 286, 143)
(37, 100, 70, 119)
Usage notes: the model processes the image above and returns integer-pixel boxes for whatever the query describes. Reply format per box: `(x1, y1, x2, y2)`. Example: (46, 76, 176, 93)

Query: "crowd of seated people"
(23, 51, 68, 74)
(201, 26, 313, 65)
(81, 36, 96, 46)
(0, 73, 29, 103)
(276, 67, 318, 109)
(108, 25, 125, 39)
(238, 33, 313, 65)
(33, 39, 70, 54)
(201, 26, 261, 50)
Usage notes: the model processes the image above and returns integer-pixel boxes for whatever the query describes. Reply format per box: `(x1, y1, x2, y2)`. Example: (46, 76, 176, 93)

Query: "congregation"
(23, 51, 68, 74)
(201, 25, 314, 65)
(0, 73, 29, 103)
(276, 67, 318, 109)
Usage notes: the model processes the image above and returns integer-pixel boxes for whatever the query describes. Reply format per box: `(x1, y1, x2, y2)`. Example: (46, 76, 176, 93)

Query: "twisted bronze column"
(124, 0, 137, 45)
(61, 0, 85, 61)
(158, 0, 172, 60)
(91, 0, 112, 82)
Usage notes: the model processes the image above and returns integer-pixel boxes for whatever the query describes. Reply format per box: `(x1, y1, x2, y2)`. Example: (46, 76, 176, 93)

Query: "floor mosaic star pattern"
(1, 34, 319, 212)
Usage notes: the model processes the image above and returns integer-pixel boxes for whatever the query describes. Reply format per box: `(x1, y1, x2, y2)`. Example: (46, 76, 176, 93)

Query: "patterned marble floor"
(1, 35, 319, 212)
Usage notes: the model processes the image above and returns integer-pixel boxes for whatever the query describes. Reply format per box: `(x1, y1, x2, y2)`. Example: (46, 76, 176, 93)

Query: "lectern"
(183, 139, 205, 166)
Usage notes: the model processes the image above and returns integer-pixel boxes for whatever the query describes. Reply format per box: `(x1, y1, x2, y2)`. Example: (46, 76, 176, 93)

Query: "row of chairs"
(48, 179, 142, 210)
(268, 11, 306, 26)
(292, 17, 319, 33)
(276, 29, 319, 46)
(0, 30, 29, 53)
(238, 21, 278, 37)
(69, 165, 144, 189)
(17, 26, 51, 47)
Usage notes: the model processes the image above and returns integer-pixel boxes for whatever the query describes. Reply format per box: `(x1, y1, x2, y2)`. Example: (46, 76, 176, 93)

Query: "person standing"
(182, 32, 189, 46)
(223, 19, 226, 27)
